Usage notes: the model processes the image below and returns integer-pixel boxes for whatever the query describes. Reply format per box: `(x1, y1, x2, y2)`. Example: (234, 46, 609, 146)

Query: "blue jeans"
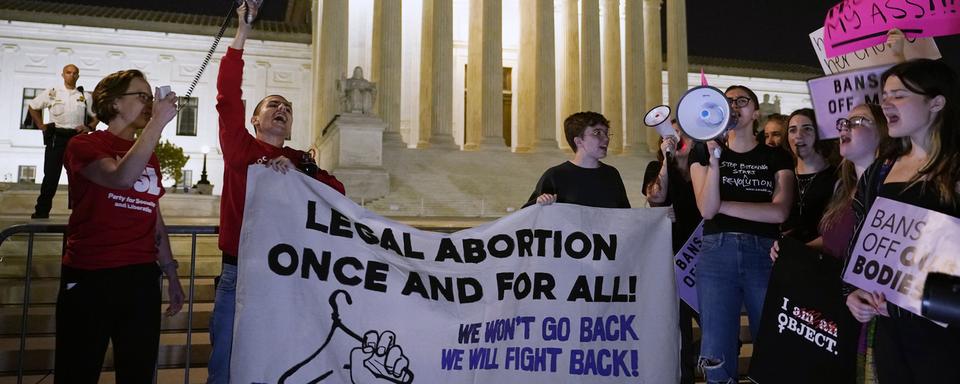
(207, 263, 237, 384)
(695, 233, 774, 384)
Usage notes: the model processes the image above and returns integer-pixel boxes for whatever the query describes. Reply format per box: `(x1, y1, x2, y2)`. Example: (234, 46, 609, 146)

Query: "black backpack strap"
(841, 158, 894, 296)
(863, 159, 894, 210)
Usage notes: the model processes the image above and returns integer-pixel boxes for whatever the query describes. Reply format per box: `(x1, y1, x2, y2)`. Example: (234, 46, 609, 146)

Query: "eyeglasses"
(836, 116, 873, 133)
(726, 96, 752, 108)
(586, 128, 614, 138)
(118, 92, 154, 104)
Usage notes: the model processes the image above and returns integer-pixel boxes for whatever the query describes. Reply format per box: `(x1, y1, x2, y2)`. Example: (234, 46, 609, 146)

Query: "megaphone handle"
(709, 138, 724, 159)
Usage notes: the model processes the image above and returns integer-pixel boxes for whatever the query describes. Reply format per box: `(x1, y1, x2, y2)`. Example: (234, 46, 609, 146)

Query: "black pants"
(54, 263, 161, 383)
(35, 128, 78, 215)
(874, 310, 960, 383)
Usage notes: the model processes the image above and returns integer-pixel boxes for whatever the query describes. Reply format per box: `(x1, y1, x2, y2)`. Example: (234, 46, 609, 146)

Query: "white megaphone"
(643, 105, 676, 155)
(676, 86, 739, 158)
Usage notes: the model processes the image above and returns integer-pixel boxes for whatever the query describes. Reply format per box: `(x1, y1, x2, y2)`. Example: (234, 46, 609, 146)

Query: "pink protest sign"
(822, 0, 960, 57)
(842, 197, 960, 323)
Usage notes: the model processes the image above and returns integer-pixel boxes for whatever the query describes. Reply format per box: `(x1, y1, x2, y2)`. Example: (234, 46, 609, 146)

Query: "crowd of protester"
(30, 2, 958, 381)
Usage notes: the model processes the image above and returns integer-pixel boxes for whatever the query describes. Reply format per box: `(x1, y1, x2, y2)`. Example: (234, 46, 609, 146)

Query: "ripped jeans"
(695, 232, 774, 383)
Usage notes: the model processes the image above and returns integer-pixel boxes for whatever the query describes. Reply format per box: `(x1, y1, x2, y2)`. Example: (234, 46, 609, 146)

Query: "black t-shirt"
(690, 142, 793, 238)
(783, 165, 839, 243)
(524, 161, 630, 208)
(879, 181, 960, 218)
(643, 159, 702, 252)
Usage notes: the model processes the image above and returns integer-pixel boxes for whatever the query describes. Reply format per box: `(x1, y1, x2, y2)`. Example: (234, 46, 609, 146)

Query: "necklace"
(796, 169, 824, 219)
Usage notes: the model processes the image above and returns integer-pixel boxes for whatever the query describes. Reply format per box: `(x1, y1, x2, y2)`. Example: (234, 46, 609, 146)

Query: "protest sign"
(807, 64, 892, 140)
(843, 197, 960, 321)
(749, 237, 859, 384)
(674, 221, 703, 313)
(822, 0, 960, 57)
(749, 238, 859, 383)
(231, 166, 680, 383)
(808, 27, 941, 75)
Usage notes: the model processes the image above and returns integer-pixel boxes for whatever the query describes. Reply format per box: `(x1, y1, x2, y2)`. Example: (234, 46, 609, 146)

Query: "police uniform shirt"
(28, 85, 94, 129)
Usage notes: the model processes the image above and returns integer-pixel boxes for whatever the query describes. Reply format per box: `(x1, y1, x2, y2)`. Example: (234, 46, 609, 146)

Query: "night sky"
(43, 0, 960, 73)
(686, 1, 960, 73)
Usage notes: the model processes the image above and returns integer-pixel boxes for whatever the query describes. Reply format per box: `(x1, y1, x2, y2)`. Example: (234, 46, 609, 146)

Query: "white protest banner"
(674, 221, 703, 313)
(807, 64, 892, 140)
(232, 166, 680, 383)
(808, 27, 941, 75)
(822, 0, 960, 57)
(843, 197, 960, 322)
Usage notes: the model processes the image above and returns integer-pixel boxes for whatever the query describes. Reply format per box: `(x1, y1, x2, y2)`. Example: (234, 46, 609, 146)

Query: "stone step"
(0, 278, 217, 305)
(0, 303, 214, 337)
(0, 329, 753, 381)
(0, 367, 210, 384)
(0, 257, 224, 279)
(0, 189, 220, 218)
(0, 310, 752, 380)
(0, 234, 65, 258)
(0, 333, 212, 374)
(0, 234, 222, 258)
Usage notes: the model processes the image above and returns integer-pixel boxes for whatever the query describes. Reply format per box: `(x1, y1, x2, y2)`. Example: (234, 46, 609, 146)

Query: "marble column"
(517, 0, 557, 152)
(666, 0, 688, 112)
(624, 0, 645, 151)
(418, 0, 455, 148)
(560, 0, 580, 148)
(372, 0, 402, 144)
(643, 0, 663, 153)
(464, 0, 503, 150)
(602, 0, 623, 155)
(580, 0, 601, 113)
(314, 0, 348, 148)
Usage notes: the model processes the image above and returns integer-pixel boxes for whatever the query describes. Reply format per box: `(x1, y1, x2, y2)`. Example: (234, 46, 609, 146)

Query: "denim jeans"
(695, 232, 774, 384)
(207, 263, 237, 384)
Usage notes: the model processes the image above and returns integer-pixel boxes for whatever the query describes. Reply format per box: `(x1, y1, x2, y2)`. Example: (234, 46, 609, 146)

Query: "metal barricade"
(0, 223, 218, 384)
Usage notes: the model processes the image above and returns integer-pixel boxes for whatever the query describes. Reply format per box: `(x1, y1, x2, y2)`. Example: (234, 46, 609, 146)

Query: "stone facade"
(1, 3, 817, 218)
(0, 21, 313, 195)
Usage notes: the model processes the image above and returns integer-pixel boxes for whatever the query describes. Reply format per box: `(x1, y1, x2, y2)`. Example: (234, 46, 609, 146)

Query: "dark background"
(45, 0, 960, 73)
(685, 1, 959, 73)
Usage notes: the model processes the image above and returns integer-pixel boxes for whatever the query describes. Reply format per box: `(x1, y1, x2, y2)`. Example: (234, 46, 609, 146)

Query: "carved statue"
(339, 66, 377, 115)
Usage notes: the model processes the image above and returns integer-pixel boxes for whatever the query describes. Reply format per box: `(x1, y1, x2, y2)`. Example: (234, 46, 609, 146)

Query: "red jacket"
(217, 47, 345, 258)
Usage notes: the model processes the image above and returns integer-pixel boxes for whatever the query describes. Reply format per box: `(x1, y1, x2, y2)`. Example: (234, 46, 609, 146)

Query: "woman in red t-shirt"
(55, 69, 184, 382)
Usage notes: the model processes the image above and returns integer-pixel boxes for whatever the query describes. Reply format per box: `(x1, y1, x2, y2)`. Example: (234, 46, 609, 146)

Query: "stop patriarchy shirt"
(690, 142, 793, 238)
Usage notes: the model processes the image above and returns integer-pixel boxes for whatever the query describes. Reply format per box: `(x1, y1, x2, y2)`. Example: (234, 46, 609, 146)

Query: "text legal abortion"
(261, 202, 637, 304)
(304, 201, 619, 263)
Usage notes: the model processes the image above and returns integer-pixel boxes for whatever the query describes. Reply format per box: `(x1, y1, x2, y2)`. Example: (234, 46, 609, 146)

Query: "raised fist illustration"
(349, 330, 413, 384)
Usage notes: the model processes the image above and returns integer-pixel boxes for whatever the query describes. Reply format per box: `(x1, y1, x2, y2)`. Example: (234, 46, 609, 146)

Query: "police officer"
(27, 64, 99, 219)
